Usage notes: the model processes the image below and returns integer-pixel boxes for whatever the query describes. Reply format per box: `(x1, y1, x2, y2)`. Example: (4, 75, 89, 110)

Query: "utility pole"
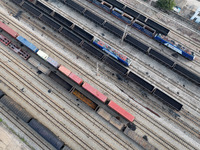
(121, 25, 128, 43)
(96, 62, 99, 76)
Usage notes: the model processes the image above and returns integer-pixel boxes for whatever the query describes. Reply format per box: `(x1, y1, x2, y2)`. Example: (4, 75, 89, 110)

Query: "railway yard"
(0, 0, 200, 150)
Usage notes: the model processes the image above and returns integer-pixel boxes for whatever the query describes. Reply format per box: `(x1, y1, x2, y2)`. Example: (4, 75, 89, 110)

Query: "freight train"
(12, 0, 200, 86)
(8, 0, 189, 111)
(0, 10, 183, 116)
(0, 20, 135, 122)
(86, 0, 195, 61)
(0, 89, 157, 150)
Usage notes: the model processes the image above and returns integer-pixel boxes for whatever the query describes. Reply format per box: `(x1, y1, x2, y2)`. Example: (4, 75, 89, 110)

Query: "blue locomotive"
(93, 37, 131, 66)
(154, 34, 195, 61)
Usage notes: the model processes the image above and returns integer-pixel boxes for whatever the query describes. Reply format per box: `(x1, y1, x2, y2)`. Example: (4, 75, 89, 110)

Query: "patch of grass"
(0, 118, 2, 122)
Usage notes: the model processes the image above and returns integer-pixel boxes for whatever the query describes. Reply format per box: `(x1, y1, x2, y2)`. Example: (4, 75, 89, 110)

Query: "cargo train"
(86, 0, 195, 61)
(0, 21, 135, 122)
(0, 89, 157, 150)
(0, 14, 183, 114)
(6, 0, 187, 111)
(11, 0, 200, 86)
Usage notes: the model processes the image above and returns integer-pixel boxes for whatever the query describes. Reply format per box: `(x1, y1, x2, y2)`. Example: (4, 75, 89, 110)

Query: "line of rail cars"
(14, 0, 131, 66)
(8, 1, 187, 110)
(0, 90, 68, 150)
(0, 20, 135, 122)
(86, 0, 195, 61)
(53, 0, 200, 84)
(0, 89, 157, 150)
(0, 19, 156, 149)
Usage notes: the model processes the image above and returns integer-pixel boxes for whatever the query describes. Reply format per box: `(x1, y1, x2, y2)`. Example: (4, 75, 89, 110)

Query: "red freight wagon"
(58, 65, 71, 76)
(82, 82, 107, 103)
(68, 73, 83, 85)
(0, 21, 19, 38)
(108, 101, 135, 122)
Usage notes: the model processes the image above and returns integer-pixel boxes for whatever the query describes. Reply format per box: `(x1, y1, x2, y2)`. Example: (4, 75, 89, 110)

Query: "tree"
(156, 0, 176, 11)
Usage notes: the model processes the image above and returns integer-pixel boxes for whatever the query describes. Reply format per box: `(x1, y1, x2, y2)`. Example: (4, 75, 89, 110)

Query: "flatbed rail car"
(9, 1, 186, 110)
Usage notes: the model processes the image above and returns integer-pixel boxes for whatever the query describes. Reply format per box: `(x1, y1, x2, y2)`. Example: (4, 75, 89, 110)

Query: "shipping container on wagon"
(66, 0, 85, 13)
(37, 50, 49, 60)
(16, 36, 39, 53)
(35, 1, 53, 14)
(46, 57, 60, 68)
(149, 49, 174, 68)
(146, 19, 169, 36)
(73, 25, 94, 41)
(28, 119, 64, 150)
(40, 15, 61, 30)
(105, 0, 125, 10)
(83, 10, 105, 25)
(72, 89, 98, 110)
(0, 90, 4, 98)
(21, 2, 42, 17)
(60, 27, 83, 45)
(68, 72, 83, 85)
(108, 101, 135, 122)
(58, 65, 72, 76)
(0, 34, 11, 45)
(173, 64, 200, 84)
(0, 95, 32, 123)
(123, 7, 140, 18)
(127, 71, 154, 92)
(124, 127, 158, 150)
(124, 34, 149, 53)
(53, 12, 73, 28)
(82, 82, 107, 103)
(153, 89, 182, 111)
(81, 42, 104, 59)
(49, 72, 73, 91)
(103, 22, 124, 38)
(97, 107, 112, 121)
(0, 21, 19, 38)
(104, 56, 128, 75)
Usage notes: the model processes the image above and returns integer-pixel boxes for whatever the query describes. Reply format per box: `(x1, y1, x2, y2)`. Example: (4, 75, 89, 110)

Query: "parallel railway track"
(45, 0, 200, 113)
(117, 0, 200, 55)
(0, 0, 199, 149)
(0, 103, 51, 150)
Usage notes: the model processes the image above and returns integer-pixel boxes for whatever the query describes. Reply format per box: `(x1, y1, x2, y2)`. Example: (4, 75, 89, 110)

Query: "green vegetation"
(156, 0, 176, 11)
(0, 118, 2, 122)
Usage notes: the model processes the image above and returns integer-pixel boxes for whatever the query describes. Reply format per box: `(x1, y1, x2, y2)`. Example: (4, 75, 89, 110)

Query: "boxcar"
(16, 36, 39, 53)
(0, 21, 19, 38)
(82, 82, 107, 103)
(108, 100, 135, 122)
